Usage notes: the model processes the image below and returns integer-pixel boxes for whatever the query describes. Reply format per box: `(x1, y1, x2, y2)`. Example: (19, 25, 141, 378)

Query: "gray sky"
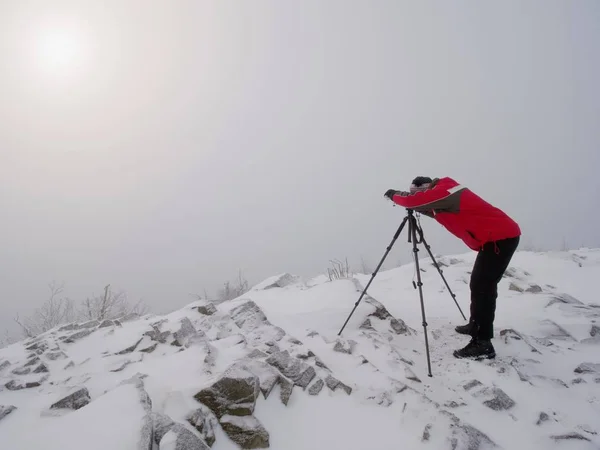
(1, 1, 599, 336)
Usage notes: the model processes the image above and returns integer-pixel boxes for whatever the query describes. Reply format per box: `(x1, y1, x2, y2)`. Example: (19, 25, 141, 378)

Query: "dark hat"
(411, 176, 433, 187)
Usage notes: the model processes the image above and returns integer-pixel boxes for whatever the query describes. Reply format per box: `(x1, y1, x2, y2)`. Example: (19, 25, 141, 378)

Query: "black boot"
(453, 338, 496, 360)
(455, 321, 476, 336)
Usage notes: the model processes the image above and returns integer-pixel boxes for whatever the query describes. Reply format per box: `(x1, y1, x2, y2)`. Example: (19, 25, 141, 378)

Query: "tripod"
(338, 209, 466, 377)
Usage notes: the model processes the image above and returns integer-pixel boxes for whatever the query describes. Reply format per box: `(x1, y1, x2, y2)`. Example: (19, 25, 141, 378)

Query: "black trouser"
(469, 236, 520, 340)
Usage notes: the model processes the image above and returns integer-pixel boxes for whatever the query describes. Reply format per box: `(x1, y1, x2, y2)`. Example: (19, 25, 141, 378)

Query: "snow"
(1, 248, 600, 449)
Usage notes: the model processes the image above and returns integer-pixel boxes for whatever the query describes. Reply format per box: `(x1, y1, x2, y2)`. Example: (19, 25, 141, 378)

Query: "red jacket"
(391, 177, 521, 251)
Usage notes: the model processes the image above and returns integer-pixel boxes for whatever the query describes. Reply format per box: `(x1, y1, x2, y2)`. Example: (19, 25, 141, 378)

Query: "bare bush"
(216, 270, 250, 303)
(327, 258, 352, 281)
(359, 256, 372, 275)
(81, 284, 148, 321)
(14, 282, 76, 338)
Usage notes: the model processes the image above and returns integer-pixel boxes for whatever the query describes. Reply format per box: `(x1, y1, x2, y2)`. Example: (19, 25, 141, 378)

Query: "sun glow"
(32, 22, 90, 79)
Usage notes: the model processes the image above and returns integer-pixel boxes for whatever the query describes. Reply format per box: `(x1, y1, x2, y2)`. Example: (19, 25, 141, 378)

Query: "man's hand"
(384, 189, 398, 200)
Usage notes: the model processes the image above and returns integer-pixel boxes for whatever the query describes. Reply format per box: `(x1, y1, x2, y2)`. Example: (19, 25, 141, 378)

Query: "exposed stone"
(536, 412, 550, 425)
(194, 365, 260, 419)
(80, 320, 100, 329)
(144, 326, 171, 344)
(99, 319, 115, 328)
(308, 378, 324, 396)
(33, 363, 49, 373)
(422, 424, 432, 442)
(26, 340, 49, 353)
(333, 339, 357, 355)
(197, 304, 217, 316)
(50, 387, 91, 410)
(359, 319, 375, 331)
(187, 406, 218, 447)
(116, 338, 144, 355)
(450, 420, 498, 449)
(265, 350, 316, 389)
(307, 330, 319, 338)
(509, 282, 524, 293)
(551, 432, 590, 442)
(0, 360, 10, 372)
(160, 424, 211, 450)
(247, 349, 268, 359)
(110, 360, 132, 372)
(172, 317, 200, 347)
(325, 375, 352, 395)
(63, 329, 94, 343)
(591, 325, 600, 337)
(405, 366, 421, 383)
(220, 415, 270, 449)
(58, 323, 80, 332)
(279, 376, 293, 406)
(24, 356, 41, 367)
(547, 293, 584, 307)
(463, 380, 515, 411)
(139, 343, 158, 353)
(64, 361, 75, 370)
(152, 412, 175, 444)
(526, 284, 543, 293)
(230, 301, 270, 331)
(444, 401, 466, 409)
(572, 378, 587, 385)
(0, 405, 17, 422)
(46, 351, 68, 361)
(5, 380, 42, 390)
(574, 362, 600, 374)
(463, 380, 483, 391)
(11, 367, 31, 376)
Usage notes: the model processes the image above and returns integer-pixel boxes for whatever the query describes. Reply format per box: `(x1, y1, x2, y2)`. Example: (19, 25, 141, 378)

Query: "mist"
(1, 1, 599, 338)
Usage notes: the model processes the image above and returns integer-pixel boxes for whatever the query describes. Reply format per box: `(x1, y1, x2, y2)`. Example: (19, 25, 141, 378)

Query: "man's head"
(410, 176, 433, 193)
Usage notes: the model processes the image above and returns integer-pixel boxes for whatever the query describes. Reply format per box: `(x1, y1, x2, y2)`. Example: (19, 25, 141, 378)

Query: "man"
(384, 176, 521, 360)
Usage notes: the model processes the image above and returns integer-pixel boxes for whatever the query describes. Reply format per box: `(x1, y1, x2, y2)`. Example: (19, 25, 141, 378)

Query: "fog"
(1, 1, 599, 338)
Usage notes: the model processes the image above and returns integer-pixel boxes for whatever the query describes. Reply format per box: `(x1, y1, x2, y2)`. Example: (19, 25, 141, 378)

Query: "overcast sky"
(1, 1, 599, 337)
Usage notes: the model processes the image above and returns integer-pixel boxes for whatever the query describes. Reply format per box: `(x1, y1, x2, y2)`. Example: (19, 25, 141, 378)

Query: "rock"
(187, 406, 218, 447)
(50, 387, 91, 410)
(33, 363, 49, 373)
(333, 339, 357, 354)
(359, 319, 375, 331)
(0, 360, 10, 372)
(220, 415, 270, 449)
(591, 325, 600, 337)
(404, 367, 421, 383)
(307, 330, 319, 338)
(197, 304, 217, 316)
(551, 432, 590, 442)
(463, 380, 483, 391)
(572, 378, 587, 385)
(236, 360, 280, 400)
(536, 412, 550, 425)
(152, 412, 176, 444)
(5, 380, 42, 390)
(279, 376, 293, 406)
(139, 414, 154, 450)
(450, 420, 498, 449)
(422, 424, 432, 442)
(547, 293, 584, 307)
(63, 329, 94, 343)
(99, 320, 114, 328)
(247, 349, 268, 359)
(308, 379, 324, 396)
(230, 301, 270, 331)
(194, 365, 260, 419)
(64, 361, 75, 370)
(444, 401, 466, 409)
(265, 350, 316, 389)
(58, 323, 81, 332)
(26, 340, 48, 353)
(160, 424, 211, 450)
(24, 356, 41, 367)
(260, 273, 298, 290)
(139, 343, 158, 353)
(574, 362, 600, 374)
(80, 320, 100, 329)
(110, 360, 132, 372)
(483, 388, 515, 411)
(172, 317, 200, 347)
(509, 282, 524, 293)
(11, 367, 31, 376)
(526, 284, 543, 293)
(46, 351, 68, 360)
(116, 338, 144, 355)
(0, 405, 17, 422)
(144, 326, 171, 344)
(325, 375, 352, 395)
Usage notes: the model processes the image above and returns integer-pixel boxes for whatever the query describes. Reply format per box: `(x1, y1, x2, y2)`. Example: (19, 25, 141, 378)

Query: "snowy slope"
(1, 249, 600, 450)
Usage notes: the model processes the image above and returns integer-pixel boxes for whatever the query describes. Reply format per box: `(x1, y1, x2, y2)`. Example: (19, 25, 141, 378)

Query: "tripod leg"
(338, 216, 409, 336)
(414, 224, 467, 321)
(409, 214, 433, 377)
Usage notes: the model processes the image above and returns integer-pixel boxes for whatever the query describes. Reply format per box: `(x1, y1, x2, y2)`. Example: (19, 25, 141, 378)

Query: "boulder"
(265, 350, 316, 389)
(220, 415, 270, 449)
(325, 375, 352, 395)
(5, 380, 43, 390)
(197, 304, 218, 316)
(50, 387, 91, 410)
(463, 380, 515, 411)
(26, 340, 49, 353)
(308, 379, 324, 396)
(0, 405, 16, 422)
(194, 365, 260, 419)
(526, 284, 543, 293)
(230, 301, 270, 331)
(279, 376, 294, 406)
(99, 319, 115, 328)
(187, 405, 218, 447)
(152, 412, 176, 444)
(46, 351, 68, 361)
(509, 282, 524, 293)
(536, 412, 550, 426)
(422, 424, 432, 442)
(159, 425, 211, 450)
(144, 326, 171, 344)
(11, 367, 31, 376)
(0, 360, 10, 372)
(33, 363, 50, 374)
(591, 325, 600, 337)
(333, 339, 357, 355)
(63, 329, 94, 343)
(24, 356, 41, 367)
(173, 318, 200, 347)
(116, 338, 144, 355)
(574, 362, 600, 374)
(139, 343, 158, 353)
(450, 420, 498, 449)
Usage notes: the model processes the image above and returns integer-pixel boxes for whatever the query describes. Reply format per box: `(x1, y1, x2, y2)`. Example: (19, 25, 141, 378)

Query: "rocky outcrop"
(197, 304, 218, 316)
(172, 318, 201, 347)
(50, 387, 91, 410)
(5, 379, 44, 390)
(116, 338, 144, 355)
(325, 375, 352, 395)
(463, 380, 515, 411)
(220, 415, 269, 449)
(574, 362, 600, 374)
(62, 329, 94, 344)
(0, 360, 10, 372)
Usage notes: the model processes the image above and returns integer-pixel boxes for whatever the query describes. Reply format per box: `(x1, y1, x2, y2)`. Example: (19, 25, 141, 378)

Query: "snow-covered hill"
(1, 249, 600, 450)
